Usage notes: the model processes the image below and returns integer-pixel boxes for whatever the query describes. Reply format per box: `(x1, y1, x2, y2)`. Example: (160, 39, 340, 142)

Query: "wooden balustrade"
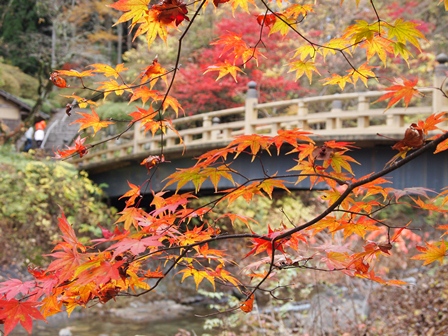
(72, 88, 439, 167)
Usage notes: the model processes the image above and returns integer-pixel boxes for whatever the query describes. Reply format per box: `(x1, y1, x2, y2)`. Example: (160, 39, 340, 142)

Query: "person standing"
(34, 120, 46, 148)
(23, 125, 34, 151)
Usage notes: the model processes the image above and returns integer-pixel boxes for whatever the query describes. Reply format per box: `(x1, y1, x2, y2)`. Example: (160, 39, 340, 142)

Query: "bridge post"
(357, 95, 369, 128)
(245, 81, 258, 134)
(297, 100, 308, 129)
(328, 95, 342, 130)
(133, 121, 141, 154)
(433, 53, 448, 114)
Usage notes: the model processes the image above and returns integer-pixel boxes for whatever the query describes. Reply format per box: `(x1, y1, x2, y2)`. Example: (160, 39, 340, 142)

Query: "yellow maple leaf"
(349, 63, 376, 87)
(90, 63, 128, 79)
(230, 0, 256, 15)
(322, 74, 352, 90)
(178, 266, 216, 290)
(204, 61, 245, 82)
(386, 19, 426, 51)
(292, 44, 319, 61)
(288, 60, 320, 84)
(269, 15, 296, 36)
(97, 79, 133, 99)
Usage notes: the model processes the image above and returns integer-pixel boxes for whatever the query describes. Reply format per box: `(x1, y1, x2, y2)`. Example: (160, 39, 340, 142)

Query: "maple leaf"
(157, 93, 184, 116)
(71, 109, 114, 135)
(229, 0, 256, 15)
(375, 77, 422, 109)
(326, 151, 360, 175)
(343, 20, 381, 44)
(417, 112, 446, 135)
(361, 36, 394, 66)
(133, 8, 172, 47)
(245, 226, 287, 258)
(240, 294, 255, 313)
(322, 74, 352, 90)
(350, 63, 376, 87)
(288, 60, 320, 84)
(144, 267, 165, 278)
(284, 4, 314, 18)
(257, 178, 290, 198)
(386, 19, 425, 51)
(54, 136, 88, 159)
(140, 58, 168, 87)
(90, 63, 128, 79)
(392, 42, 413, 66)
(108, 236, 163, 258)
(97, 79, 132, 99)
(115, 207, 146, 230)
(178, 266, 216, 290)
(109, 0, 150, 26)
(54, 69, 94, 78)
(391, 123, 424, 152)
(256, 13, 276, 27)
(0, 279, 36, 300)
(322, 38, 352, 60)
(270, 129, 314, 155)
(202, 166, 235, 192)
(411, 242, 447, 265)
(269, 14, 296, 36)
(292, 44, 319, 62)
(0, 299, 45, 336)
(129, 87, 159, 105)
(119, 181, 141, 206)
(152, 0, 189, 26)
(204, 61, 245, 82)
(228, 133, 271, 160)
(435, 136, 448, 154)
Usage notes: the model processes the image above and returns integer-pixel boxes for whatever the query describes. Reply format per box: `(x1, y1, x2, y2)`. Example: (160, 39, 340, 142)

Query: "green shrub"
(0, 145, 116, 267)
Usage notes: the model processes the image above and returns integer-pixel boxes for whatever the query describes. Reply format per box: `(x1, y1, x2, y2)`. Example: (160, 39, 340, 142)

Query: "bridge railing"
(72, 87, 438, 166)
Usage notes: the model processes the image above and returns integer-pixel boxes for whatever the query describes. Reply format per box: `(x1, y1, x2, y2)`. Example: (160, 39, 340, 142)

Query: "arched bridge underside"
(85, 140, 448, 199)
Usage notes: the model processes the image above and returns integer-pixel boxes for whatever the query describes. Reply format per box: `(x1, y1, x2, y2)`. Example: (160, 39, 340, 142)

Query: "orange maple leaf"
(71, 109, 114, 135)
(109, 0, 150, 26)
(411, 242, 447, 265)
(417, 112, 446, 135)
(119, 181, 141, 206)
(240, 294, 255, 313)
(140, 58, 168, 87)
(375, 77, 422, 109)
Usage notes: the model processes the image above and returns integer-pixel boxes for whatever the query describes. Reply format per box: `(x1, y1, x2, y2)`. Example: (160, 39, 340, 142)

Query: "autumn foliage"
(2, 0, 448, 335)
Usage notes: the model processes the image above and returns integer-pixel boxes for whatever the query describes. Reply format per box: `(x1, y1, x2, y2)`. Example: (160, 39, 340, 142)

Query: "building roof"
(0, 89, 49, 119)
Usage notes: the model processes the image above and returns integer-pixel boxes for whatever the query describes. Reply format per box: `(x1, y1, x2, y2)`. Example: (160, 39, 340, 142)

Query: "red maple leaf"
(54, 136, 88, 159)
(376, 77, 422, 109)
(0, 299, 45, 336)
(153, 0, 189, 26)
(245, 226, 287, 258)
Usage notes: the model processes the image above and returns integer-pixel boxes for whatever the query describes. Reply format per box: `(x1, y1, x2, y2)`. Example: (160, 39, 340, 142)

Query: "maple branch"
(275, 130, 448, 242)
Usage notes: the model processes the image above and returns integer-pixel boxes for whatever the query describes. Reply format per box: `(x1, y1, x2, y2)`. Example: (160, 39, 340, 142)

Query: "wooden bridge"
(63, 60, 448, 198)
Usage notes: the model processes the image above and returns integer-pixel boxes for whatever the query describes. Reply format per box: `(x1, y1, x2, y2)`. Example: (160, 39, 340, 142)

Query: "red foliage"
(174, 13, 309, 114)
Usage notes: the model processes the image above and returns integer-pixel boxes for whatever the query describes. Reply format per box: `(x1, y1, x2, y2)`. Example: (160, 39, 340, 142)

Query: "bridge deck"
(72, 89, 437, 171)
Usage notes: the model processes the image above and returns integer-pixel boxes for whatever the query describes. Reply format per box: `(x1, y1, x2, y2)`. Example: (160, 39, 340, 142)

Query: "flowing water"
(14, 310, 209, 336)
